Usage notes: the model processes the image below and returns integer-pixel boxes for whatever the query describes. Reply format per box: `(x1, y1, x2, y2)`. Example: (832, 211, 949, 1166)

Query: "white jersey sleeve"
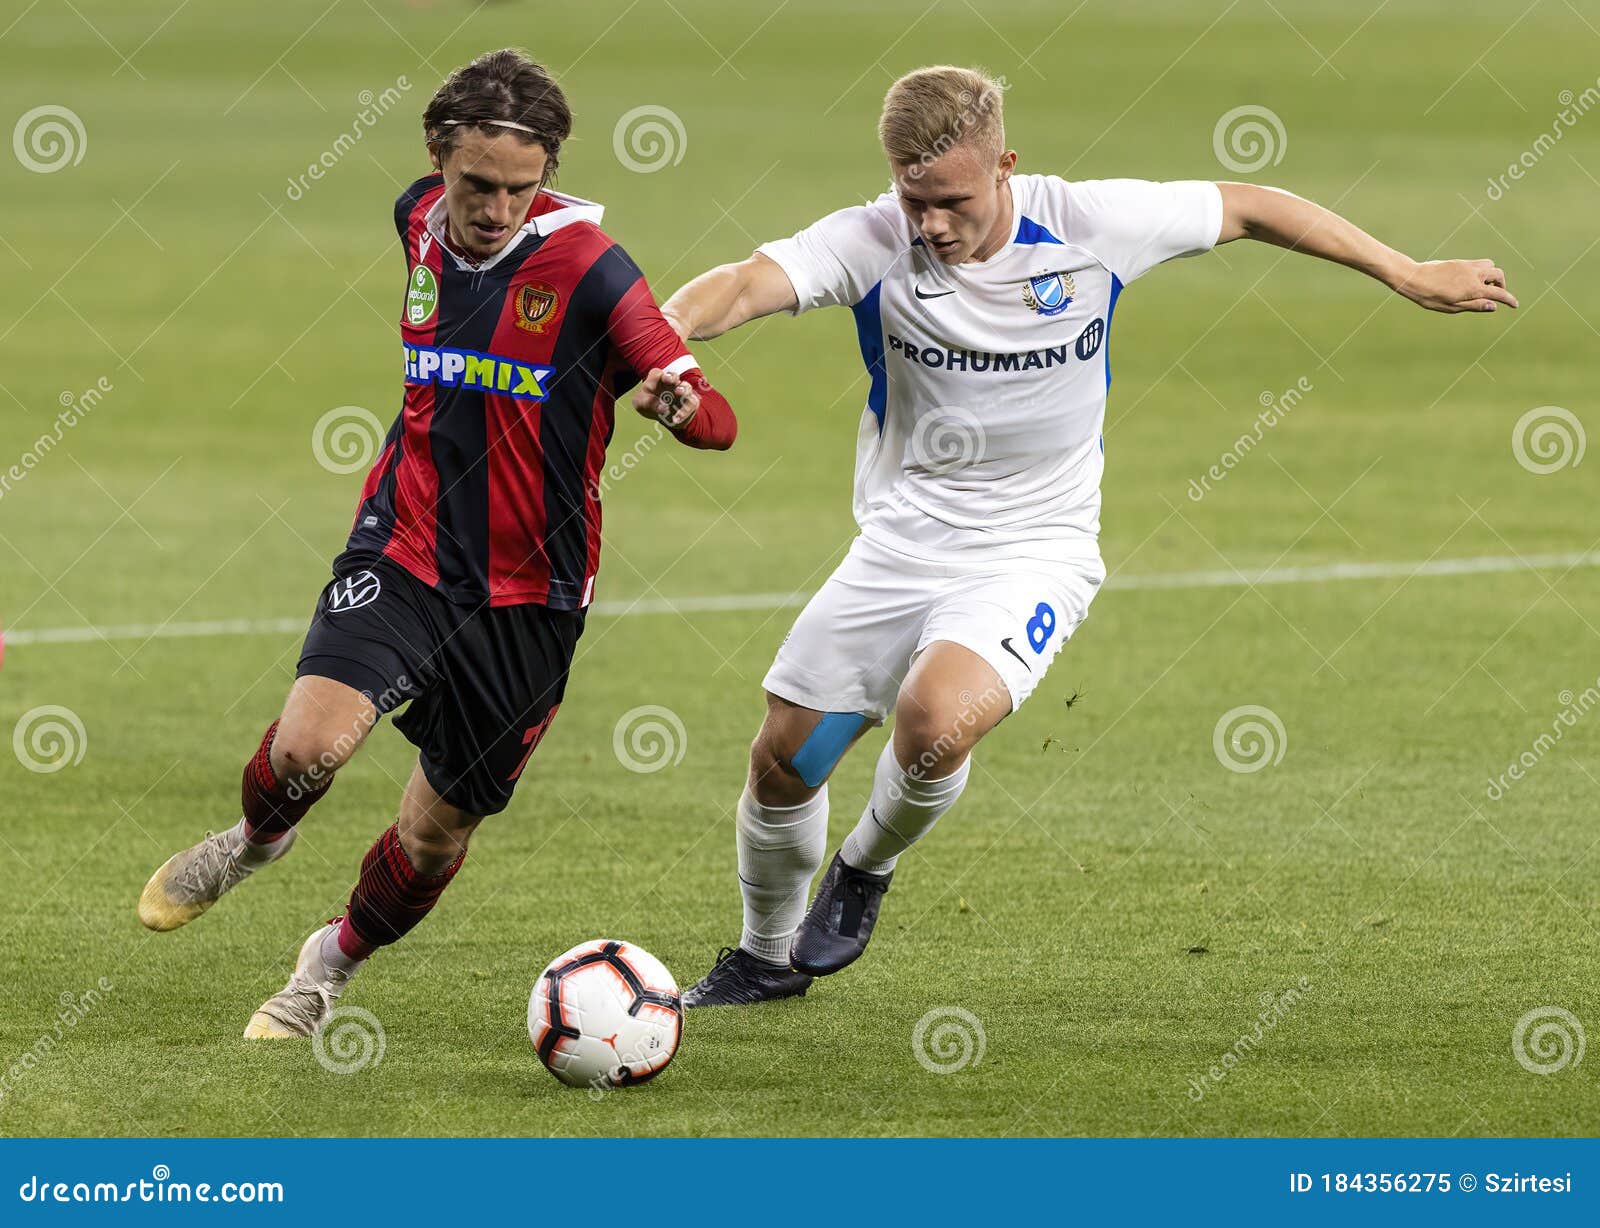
(757, 191, 909, 313)
(1056, 178, 1223, 284)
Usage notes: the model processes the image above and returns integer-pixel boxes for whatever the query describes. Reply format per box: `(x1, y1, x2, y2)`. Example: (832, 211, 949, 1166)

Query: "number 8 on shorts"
(1026, 602, 1056, 654)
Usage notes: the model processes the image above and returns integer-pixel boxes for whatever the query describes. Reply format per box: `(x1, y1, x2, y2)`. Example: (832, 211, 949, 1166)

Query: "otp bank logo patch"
(403, 344, 555, 401)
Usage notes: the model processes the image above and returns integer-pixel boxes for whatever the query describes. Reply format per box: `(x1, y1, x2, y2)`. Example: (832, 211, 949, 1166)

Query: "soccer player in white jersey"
(663, 66, 1516, 1006)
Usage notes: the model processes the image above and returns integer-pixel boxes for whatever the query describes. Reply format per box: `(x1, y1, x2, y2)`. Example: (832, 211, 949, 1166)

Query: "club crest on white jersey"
(1022, 270, 1075, 316)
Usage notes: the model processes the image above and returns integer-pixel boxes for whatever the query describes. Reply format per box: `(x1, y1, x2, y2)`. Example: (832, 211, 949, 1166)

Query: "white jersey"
(758, 174, 1222, 564)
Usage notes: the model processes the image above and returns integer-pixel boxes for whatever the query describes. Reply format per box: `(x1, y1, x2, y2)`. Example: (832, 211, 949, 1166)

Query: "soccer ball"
(528, 939, 683, 1089)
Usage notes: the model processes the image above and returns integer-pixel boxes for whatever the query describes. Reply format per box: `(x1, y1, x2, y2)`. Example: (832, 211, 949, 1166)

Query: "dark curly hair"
(423, 49, 573, 173)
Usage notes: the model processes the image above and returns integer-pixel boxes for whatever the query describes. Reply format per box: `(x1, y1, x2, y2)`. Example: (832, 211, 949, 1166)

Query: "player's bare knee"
(268, 725, 345, 794)
(272, 677, 378, 787)
(892, 700, 977, 780)
(747, 735, 808, 808)
(399, 814, 478, 875)
(283, 694, 381, 775)
(405, 838, 469, 877)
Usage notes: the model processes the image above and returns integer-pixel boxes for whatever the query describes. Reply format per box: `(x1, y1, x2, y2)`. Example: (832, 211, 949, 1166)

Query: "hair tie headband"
(439, 118, 540, 135)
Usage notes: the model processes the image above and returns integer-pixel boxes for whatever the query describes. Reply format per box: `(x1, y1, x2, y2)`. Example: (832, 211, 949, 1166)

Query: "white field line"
(4, 549, 1598, 648)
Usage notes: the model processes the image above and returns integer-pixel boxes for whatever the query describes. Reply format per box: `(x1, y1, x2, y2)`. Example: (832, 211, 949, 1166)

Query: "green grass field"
(2, 0, 1597, 1137)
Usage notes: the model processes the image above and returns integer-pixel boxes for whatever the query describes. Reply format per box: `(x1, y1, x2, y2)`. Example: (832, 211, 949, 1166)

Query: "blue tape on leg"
(790, 711, 867, 788)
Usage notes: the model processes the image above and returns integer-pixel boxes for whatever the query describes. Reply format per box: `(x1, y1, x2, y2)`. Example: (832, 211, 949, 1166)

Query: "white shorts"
(763, 535, 1105, 721)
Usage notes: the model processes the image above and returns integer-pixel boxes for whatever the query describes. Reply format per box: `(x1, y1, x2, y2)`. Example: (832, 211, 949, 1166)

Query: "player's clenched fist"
(631, 367, 735, 449)
(630, 367, 700, 428)
(1395, 257, 1518, 314)
(632, 367, 699, 428)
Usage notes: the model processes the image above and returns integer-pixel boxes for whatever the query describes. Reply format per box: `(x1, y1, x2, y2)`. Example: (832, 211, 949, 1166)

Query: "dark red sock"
(241, 720, 332, 843)
(341, 823, 464, 955)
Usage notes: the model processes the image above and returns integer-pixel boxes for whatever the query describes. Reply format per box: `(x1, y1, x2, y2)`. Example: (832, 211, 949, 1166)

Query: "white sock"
(840, 742, 971, 875)
(736, 786, 828, 966)
(229, 817, 290, 868)
(319, 924, 367, 977)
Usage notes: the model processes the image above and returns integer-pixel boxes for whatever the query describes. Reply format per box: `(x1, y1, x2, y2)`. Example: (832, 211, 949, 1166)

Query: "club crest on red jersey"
(514, 281, 560, 333)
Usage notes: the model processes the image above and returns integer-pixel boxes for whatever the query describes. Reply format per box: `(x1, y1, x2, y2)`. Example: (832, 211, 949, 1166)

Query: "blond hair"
(878, 66, 1005, 167)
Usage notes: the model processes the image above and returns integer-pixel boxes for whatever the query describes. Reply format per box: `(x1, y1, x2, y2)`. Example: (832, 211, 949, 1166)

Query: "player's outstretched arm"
(660, 253, 799, 340)
(1215, 182, 1518, 314)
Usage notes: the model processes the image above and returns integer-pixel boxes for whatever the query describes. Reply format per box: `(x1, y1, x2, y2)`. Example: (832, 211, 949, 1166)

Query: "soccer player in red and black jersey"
(136, 49, 735, 1038)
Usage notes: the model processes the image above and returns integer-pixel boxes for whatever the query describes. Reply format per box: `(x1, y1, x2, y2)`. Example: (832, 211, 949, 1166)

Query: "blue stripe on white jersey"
(849, 282, 887, 432)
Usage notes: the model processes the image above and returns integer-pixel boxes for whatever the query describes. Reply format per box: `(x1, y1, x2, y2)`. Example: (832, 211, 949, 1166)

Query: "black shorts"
(296, 555, 585, 816)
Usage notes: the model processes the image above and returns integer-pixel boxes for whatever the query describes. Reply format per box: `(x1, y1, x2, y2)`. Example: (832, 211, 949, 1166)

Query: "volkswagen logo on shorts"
(1075, 318, 1104, 361)
(328, 570, 381, 612)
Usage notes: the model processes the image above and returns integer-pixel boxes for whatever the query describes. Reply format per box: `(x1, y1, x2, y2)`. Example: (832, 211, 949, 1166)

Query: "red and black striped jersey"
(343, 173, 730, 610)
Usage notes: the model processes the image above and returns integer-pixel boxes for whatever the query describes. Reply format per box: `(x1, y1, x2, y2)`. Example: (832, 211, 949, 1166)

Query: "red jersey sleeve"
(669, 371, 736, 451)
(604, 253, 735, 450)
(607, 275, 691, 380)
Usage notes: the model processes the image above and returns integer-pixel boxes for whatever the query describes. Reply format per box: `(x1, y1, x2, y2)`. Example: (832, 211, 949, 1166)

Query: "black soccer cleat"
(790, 852, 893, 976)
(681, 946, 813, 1008)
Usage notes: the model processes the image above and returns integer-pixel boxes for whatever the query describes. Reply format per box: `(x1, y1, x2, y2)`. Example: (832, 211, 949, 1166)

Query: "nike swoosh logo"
(914, 285, 955, 300)
(999, 637, 1032, 673)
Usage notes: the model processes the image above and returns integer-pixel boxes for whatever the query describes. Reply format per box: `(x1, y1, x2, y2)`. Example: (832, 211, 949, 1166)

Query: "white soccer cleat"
(243, 922, 361, 1040)
(137, 822, 296, 932)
